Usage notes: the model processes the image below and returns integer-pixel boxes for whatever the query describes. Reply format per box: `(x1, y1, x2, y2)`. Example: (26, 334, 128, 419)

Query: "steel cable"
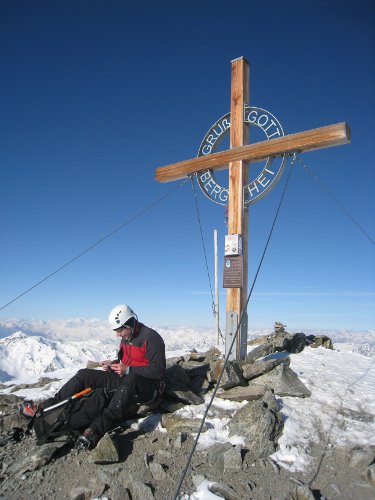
(0, 179, 189, 312)
(189, 175, 217, 319)
(172, 156, 296, 500)
(296, 154, 375, 246)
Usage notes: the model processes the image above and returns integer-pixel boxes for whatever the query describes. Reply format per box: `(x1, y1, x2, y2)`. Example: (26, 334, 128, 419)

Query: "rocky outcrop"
(0, 327, 347, 499)
(307, 334, 333, 349)
(227, 390, 283, 458)
(248, 359, 312, 398)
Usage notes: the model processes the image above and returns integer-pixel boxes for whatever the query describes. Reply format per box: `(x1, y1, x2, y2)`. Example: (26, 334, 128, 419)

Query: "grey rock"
(110, 482, 131, 500)
(88, 433, 119, 464)
(246, 333, 307, 361)
(270, 332, 290, 351)
(10, 377, 60, 393)
(275, 321, 287, 329)
(181, 362, 211, 379)
(348, 445, 375, 469)
(161, 414, 208, 435)
(37, 376, 60, 386)
(0, 394, 25, 429)
(186, 349, 205, 362)
(242, 357, 285, 380)
(338, 407, 375, 423)
(207, 443, 234, 471)
(285, 332, 307, 353)
(149, 461, 167, 481)
(207, 443, 233, 472)
(8, 441, 67, 475)
(164, 389, 204, 405)
(209, 482, 238, 500)
(217, 384, 267, 402)
(192, 474, 206, 488)
(363, 463, 375, 486)
(157, 449, 173, 460)
(144, 452, 153, 467)
(248, 334, 271, 346)
(308, 335, 333, 349)
(70, 486, 93, 500)
(209, 360, 247, 389)
(0, 382, 12, 389)
(227, 391, 283, 458)
(223, 446, 243, 472)
(237, 480, 257, 496)
(245, 342, 275, 362)
(173, 432, 187, 449)
(188, 347, 221, 363)
(288, 483, 316, 500)
(159, 401, 186, 413)
(250, 361, 311, 398)
(0, 411, 27, 429)
(166, 356, 185, 367)
(165, 365, 191, 390)
(87, 476, 107, 495)
(0, 394, 23, 408)
(125, 478, 154, 500)
(70, 477, 106, 500)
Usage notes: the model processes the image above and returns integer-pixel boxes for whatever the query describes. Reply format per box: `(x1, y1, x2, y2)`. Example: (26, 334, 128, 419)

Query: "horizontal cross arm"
(155, 122, 350, 183)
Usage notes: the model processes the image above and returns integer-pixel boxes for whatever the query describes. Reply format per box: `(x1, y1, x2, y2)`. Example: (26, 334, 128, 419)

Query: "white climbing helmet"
(108, 304, 137, 330)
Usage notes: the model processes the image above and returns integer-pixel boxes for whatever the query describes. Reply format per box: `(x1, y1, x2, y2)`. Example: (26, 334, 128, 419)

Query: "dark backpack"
(30, 389, 110, 445)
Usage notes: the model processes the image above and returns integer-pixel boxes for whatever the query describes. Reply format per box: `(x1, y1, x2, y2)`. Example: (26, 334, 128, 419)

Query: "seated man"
(20, 304, 166, 449)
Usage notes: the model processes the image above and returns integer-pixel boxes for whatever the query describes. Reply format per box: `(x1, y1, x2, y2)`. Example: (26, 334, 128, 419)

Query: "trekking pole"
(42, 387, 92, 413)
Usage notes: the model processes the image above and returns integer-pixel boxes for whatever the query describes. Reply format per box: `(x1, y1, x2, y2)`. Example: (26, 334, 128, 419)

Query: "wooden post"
(154, 58, 350, 361)
(225, 57, 249, 360)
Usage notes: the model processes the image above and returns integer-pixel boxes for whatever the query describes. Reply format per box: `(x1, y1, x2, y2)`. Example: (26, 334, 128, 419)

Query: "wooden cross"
(155, 57, 350, 360)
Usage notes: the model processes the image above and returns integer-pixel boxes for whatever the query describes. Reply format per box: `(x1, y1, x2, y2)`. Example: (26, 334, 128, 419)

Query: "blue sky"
(1, 0, 374, 330)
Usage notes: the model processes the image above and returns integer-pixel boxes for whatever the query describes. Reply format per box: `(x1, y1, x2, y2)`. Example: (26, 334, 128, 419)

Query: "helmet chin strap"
(123, 315, 138, 342)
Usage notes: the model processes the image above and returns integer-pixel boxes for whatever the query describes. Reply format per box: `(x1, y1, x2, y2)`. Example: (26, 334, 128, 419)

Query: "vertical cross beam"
(226, 57, 249, 360)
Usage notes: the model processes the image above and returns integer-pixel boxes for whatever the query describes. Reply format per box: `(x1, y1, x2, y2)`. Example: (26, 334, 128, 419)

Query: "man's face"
(115, 326, 133, 340)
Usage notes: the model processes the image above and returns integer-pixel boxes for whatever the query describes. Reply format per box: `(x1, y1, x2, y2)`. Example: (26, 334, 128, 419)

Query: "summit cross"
(155, 57, 350, 360)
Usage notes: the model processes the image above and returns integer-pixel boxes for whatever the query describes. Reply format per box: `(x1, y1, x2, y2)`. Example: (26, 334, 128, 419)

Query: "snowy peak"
(0, 318, 111, 342)
(0, 330, 117, 383)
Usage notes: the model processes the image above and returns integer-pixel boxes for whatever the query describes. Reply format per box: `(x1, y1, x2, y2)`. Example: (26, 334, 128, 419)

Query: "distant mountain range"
(0, 318, 373, 383)
(0, 331, 117, 383)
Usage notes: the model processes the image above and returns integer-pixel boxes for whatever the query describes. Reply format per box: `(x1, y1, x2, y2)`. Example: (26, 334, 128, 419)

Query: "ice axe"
(42, 387, 92, 413)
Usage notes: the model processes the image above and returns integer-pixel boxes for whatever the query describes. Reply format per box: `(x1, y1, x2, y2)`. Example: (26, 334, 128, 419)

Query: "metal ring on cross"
(196, 106, 287, 206)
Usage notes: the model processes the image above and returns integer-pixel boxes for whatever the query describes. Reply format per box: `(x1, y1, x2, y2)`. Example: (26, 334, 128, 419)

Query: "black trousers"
(44, 368, 158, 436)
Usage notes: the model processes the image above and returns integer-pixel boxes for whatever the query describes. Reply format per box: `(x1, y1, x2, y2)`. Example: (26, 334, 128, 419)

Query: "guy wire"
(172, 155, 296, 500)
(189, 174, 217, 319)
(296, 154, 375, 246)
(0, 179, 189, 312)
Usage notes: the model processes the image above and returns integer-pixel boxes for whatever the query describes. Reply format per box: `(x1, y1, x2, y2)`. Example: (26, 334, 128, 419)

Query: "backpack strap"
(36, 420, 70, 445)
(33, 401, 74, 446)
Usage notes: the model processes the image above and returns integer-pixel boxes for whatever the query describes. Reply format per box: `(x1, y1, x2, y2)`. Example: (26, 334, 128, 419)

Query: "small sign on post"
(223, 256, 244, 288)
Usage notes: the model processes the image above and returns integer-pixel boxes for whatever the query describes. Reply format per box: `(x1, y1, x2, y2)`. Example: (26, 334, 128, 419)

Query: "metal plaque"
(223, 256, 244, 288)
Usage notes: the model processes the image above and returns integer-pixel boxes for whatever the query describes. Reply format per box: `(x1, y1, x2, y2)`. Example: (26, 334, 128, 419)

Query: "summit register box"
(223, 234, 244, 288)
(224, 234, 242, 256)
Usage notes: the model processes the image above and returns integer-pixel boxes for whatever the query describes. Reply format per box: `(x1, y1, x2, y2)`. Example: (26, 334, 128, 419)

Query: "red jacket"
(117, 322, 166, 381)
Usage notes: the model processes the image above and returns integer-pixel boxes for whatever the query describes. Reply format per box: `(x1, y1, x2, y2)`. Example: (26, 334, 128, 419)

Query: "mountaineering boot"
(77, 428, 101, 450)
(19, 401, 40, 419)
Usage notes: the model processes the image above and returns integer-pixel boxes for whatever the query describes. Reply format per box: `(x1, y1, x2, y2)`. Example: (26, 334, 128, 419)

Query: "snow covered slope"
(0, 331, 117, 383)
(0, 320, 374, 473)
